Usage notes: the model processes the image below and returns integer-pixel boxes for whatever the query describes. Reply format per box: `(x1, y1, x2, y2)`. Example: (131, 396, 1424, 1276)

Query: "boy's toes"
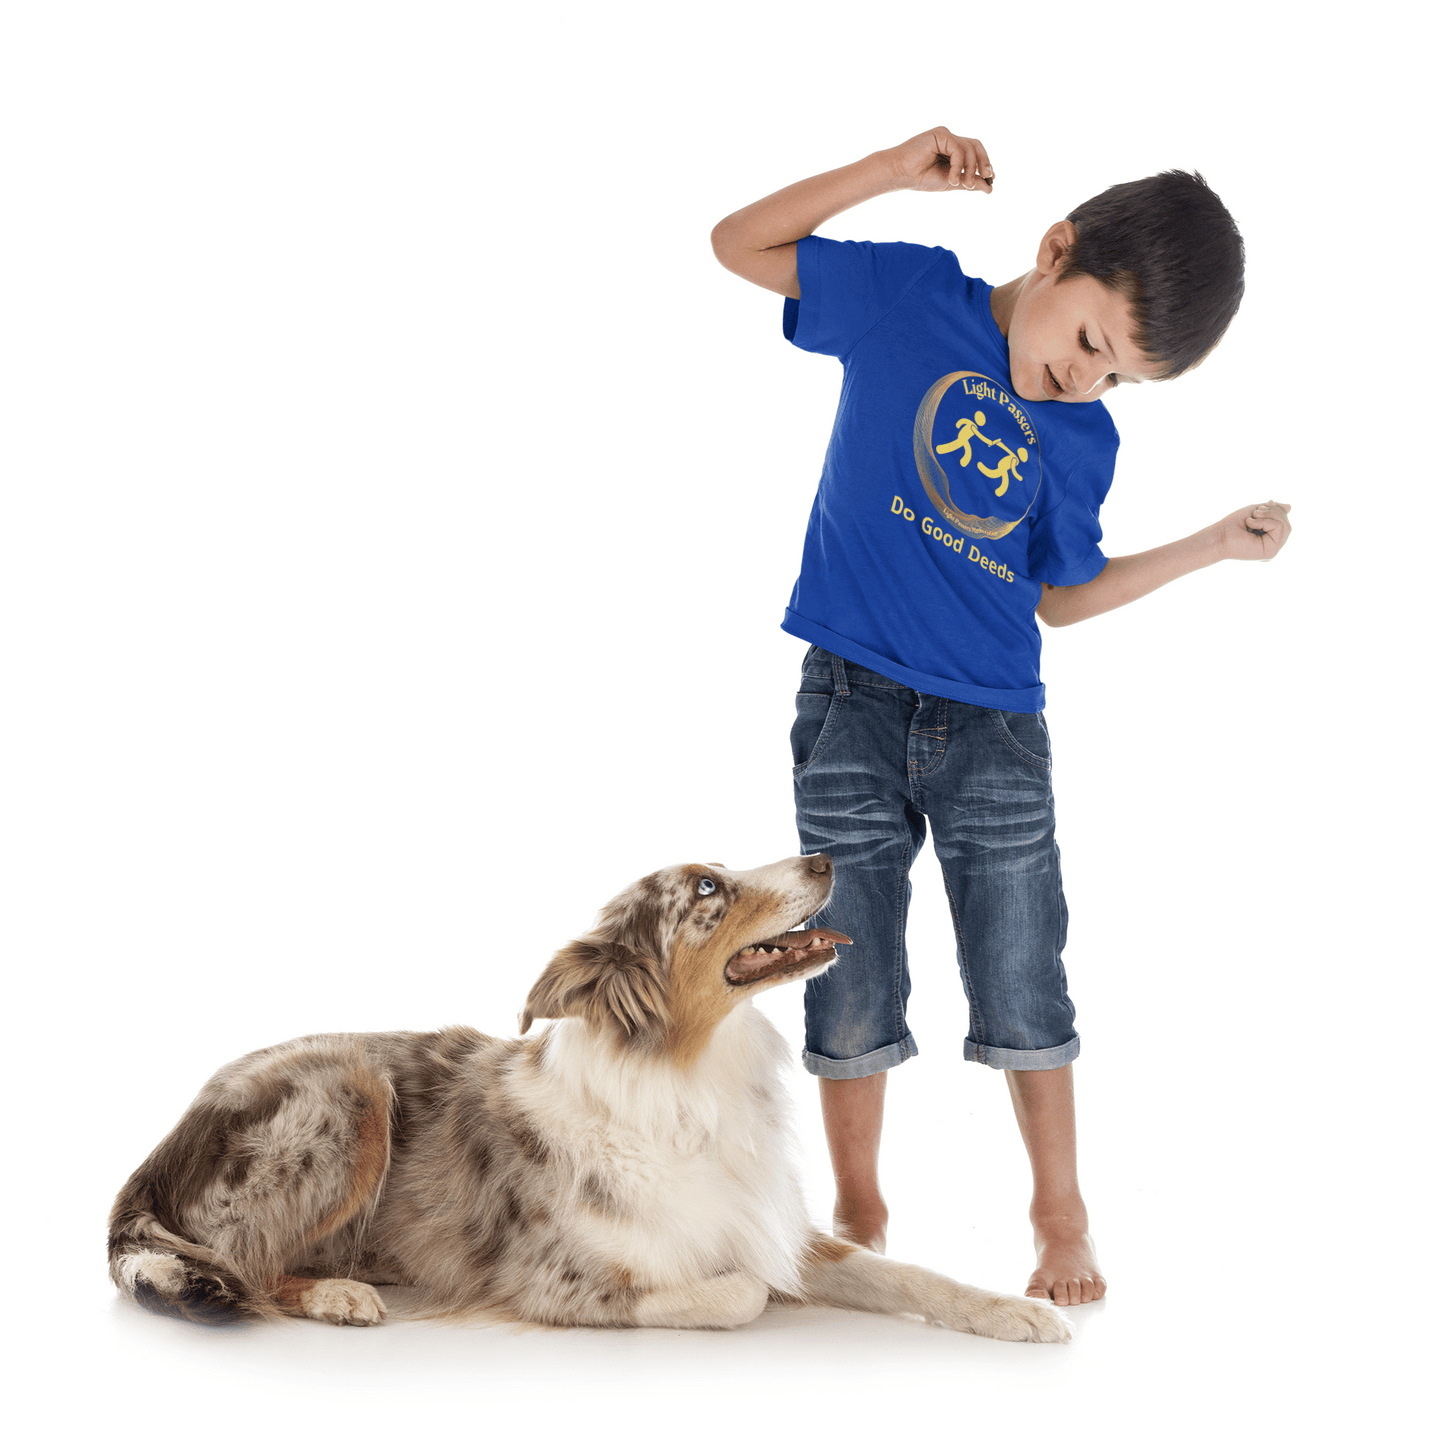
(1029, 1229, 1106, 1306)
(1026, 1266, 1106, 1306)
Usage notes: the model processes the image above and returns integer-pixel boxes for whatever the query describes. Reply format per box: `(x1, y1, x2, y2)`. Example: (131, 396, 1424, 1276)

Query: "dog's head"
(519, 854, 848, 1062)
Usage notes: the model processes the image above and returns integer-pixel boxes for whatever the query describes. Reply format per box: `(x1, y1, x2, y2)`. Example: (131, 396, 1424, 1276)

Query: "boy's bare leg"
(819, 1073, 889, 1253)
(1005, 1064, 1107, 1305)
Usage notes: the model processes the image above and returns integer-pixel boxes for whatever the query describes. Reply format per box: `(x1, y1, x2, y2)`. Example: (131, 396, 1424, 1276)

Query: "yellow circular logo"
(912, 372, 1043, 540)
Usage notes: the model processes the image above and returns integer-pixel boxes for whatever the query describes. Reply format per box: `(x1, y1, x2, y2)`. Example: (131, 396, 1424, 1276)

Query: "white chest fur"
(507, 1006, 812, 1293)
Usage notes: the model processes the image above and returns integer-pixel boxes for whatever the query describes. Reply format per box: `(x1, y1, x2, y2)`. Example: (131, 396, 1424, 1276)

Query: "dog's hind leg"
(629, 1273, 769, 1330)
(110, 1044, 394, 1326)
(796, 1235, 1072, 1344)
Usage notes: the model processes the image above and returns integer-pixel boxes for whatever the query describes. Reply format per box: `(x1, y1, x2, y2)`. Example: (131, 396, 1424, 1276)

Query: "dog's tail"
(108, 1213, 250, 1324)
(108, 1127, 278, 1326)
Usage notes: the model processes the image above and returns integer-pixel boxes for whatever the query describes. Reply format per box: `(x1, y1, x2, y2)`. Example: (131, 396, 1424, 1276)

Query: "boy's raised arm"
(711, 128, 995, 298)
(1036, 502, 1294, 628)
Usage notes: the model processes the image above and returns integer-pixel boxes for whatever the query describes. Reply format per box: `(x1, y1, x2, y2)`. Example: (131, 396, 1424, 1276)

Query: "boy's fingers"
(945, 138, 971, 188)
(973, 145, 993, 192)
(1248, 506, 1289, 535)
(947, 139, 966, 187)
(961, 141, 980, 188)
(935, 132, 993, 191)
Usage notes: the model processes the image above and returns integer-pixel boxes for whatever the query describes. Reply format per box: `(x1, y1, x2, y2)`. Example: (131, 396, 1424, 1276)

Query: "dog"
(109, 854, 1070, 1342)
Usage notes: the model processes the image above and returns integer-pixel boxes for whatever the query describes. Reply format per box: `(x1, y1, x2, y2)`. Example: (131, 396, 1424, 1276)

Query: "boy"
(710, 126, 1292, 1306)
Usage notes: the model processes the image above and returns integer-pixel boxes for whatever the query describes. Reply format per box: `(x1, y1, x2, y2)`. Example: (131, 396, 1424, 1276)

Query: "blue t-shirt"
(781, 235, 1119, 712)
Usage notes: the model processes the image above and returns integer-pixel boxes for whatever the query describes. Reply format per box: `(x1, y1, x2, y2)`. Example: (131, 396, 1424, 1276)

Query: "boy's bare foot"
(832, 1196, 888, 1254)
(1025, 1217, 1106, 1305)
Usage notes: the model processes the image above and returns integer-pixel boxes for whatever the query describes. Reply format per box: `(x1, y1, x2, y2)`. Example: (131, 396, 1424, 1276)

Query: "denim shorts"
(792, 646, 1080, 1077)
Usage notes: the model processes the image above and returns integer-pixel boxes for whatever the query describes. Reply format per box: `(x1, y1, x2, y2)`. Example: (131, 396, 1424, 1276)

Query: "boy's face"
(1002, 221, 1159, 403)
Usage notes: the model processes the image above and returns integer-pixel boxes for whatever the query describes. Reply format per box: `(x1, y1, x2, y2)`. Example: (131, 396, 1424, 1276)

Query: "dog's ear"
(519, 934, 670, 1046)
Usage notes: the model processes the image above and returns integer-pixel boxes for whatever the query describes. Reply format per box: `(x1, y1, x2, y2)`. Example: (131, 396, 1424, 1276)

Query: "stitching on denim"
(990, 709, 1052, 769)
(972, 1038, 1078, 1068)
(940, 869, 985, 1048)
(802, 1040, 913, 1079)
(920, 697, 949, 779)
(792, 692, 842, 779)
(1053, 840, 1072, 1005)
(831, 654, 851, 697)
(910, 695, 949, 779)
(892, 838, 913, 1047)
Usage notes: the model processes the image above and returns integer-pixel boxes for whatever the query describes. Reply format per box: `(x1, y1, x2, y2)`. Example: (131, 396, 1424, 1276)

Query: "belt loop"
(831, 653, 851, 697)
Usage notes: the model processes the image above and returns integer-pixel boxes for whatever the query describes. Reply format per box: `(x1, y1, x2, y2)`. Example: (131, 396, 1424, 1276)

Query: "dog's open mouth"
(724, 926, 852, 986)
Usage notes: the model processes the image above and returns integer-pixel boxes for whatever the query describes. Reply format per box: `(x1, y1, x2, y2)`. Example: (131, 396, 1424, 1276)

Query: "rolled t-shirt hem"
(782, 610, 1046, 712)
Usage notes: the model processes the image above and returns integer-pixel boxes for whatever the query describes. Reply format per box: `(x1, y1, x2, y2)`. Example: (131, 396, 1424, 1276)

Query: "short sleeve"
(783, 237, 947, 359)
(1027, 464, 1112, 587)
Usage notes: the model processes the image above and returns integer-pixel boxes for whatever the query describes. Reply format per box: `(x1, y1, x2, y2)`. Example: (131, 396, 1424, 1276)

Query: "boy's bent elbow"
(711, 215, 750, 269)
(710, 217, 800, 297)
(709, 217, 734, 263)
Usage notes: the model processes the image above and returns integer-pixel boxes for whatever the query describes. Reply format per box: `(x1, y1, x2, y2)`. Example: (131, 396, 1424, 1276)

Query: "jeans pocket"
(991, 709, 1052, 769)
(792, 691, 839, 777)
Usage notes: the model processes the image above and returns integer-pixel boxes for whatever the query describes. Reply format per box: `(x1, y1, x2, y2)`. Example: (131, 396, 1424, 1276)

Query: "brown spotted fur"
(108, 855, 1072, 1343)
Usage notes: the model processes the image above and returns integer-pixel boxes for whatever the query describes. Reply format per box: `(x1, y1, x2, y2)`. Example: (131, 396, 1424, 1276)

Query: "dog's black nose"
(807, 854, 832, 875)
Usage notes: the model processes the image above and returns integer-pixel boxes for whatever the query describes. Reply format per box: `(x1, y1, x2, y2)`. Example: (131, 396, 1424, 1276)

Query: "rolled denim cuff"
(801, 1033, 919, 1079)
(963, 1034, 1080, 1071)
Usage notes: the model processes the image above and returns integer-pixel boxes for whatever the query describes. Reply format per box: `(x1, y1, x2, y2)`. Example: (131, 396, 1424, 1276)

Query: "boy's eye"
(1078, 327, 1099, 356)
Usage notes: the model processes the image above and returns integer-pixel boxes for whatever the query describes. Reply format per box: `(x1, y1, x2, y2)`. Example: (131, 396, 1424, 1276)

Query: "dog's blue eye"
(697, 878, 716, 896)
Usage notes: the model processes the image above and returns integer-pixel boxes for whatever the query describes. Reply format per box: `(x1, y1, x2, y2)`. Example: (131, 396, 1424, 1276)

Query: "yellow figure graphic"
(913, 371, 1043, 540)
(935, 410, 990, 468)
(978, 444, 1029, 498)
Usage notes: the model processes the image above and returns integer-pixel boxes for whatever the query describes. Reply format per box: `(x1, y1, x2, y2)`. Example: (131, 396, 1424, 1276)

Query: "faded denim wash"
(793, 646, 1080, 1077)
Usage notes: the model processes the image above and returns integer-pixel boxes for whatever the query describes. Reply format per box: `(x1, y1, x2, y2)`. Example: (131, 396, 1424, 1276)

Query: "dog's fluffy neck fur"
(535, 1003, 791, 1150)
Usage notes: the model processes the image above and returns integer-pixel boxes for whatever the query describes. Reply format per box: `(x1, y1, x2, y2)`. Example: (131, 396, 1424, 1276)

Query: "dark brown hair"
(1062, 169, 1245, 380)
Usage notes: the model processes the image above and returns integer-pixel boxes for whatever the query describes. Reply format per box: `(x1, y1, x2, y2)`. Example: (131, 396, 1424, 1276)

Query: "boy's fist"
(1218, 501, 1293, 561)
(883, 128, 994, 193)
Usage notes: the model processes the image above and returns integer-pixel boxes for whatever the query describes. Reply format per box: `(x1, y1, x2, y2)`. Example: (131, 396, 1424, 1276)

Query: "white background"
(2, 2, 1437, 1440)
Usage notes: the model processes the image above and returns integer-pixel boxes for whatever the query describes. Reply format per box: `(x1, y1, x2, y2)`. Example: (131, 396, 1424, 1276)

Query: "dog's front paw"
(974, 1293, 1072, 1344)
(300, 1278, 387, 1327)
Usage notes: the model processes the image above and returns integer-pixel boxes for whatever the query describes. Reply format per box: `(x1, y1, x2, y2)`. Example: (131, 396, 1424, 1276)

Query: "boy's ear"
(1036, 219, 1078, 276)
(519, 934, 670, 1047)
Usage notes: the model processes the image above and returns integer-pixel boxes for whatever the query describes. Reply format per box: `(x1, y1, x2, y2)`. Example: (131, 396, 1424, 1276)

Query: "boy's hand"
(882, 128, 995, 193)
(712, 127, 993, 297)
(1217, 501, 1293, 561)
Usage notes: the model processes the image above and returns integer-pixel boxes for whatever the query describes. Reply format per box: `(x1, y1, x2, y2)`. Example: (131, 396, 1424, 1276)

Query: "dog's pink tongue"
(724, 927, 852, 984)
(787, 927, 851, 948)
